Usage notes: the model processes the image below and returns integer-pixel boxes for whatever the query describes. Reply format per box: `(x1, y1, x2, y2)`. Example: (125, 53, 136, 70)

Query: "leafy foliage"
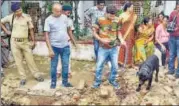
(143, 0, 151, 17)
(72, 1, 89, 39)
(74, 23, 89, 39)
(21, 0, 28, 13)
(116, 9, 124, 17)
(47, 3, 52, 13)
(136, 15, 144, 25)
(136, 0, 151, 25)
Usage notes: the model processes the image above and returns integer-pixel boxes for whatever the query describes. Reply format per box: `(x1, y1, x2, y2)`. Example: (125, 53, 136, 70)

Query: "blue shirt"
(44, 14, 70, 48)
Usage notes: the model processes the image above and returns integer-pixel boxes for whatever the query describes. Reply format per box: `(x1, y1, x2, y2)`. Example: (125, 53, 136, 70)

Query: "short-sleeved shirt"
(67, 17, 74, 31)
(93, 16, 120, 40)
(155, 24, 169, 43)
(85, 6, 106, 25)
(1, 13, 33, 38)
(44, 14, 70, 48)
(169, 10, 179, 36)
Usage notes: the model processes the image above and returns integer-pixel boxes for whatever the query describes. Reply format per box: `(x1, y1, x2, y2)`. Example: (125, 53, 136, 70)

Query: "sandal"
(35, 76, 44, 82)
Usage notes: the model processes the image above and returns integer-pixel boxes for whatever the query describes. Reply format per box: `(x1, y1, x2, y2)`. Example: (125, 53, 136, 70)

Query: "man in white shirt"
(44, 3, 76, 89)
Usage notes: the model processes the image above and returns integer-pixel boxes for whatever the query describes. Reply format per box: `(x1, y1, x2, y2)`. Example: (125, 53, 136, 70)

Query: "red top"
(169, 10, 179, 36)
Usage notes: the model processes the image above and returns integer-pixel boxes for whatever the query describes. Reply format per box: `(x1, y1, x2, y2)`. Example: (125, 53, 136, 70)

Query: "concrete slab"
(31, 79, 62, 91)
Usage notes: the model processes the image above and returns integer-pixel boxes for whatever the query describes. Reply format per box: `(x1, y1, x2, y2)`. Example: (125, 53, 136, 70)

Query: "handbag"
(167, 12, 178, 33)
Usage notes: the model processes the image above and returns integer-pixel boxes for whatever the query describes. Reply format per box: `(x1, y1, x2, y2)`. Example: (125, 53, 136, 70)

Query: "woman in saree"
(118, 3, 137, 67)
(133, 17, 155, 64)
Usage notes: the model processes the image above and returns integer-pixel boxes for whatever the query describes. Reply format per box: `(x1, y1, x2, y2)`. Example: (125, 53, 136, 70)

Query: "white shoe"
(108, 62, 111, 68)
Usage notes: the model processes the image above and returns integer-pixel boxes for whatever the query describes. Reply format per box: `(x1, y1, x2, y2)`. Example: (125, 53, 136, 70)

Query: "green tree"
(21, 0, 27, 13)
(143, 0, 151, 17)
(136, 0, 151, 25)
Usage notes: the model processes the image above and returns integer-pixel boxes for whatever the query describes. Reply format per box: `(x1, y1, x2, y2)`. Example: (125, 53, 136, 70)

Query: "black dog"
(136, 55, 159, 92)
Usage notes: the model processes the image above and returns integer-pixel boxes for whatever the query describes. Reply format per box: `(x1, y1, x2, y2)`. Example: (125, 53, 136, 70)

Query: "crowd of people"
(86, 1, 179, 89)
(1, 1, 179, 90)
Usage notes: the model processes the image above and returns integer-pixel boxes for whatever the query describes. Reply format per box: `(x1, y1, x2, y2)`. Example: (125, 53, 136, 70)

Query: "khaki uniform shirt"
(1, 13, 34, 38)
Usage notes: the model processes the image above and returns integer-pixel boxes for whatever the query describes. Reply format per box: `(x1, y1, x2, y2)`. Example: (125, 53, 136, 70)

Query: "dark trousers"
(155, 42, 169, 66)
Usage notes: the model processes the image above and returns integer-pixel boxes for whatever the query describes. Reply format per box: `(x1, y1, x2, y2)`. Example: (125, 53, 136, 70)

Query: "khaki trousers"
(11, 38, 41, 80)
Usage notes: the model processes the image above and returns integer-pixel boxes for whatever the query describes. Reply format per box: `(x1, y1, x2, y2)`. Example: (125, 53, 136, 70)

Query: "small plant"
(73, 23, 89, 39)
(116, 9, 123, 17)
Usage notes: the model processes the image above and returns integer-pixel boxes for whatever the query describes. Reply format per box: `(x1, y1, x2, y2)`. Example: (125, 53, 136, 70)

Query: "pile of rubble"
(1, 61, 179, 105)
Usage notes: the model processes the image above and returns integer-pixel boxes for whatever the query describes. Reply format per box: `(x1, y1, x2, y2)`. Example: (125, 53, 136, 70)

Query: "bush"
(116, 9, 123, 17)
(73, 23, 89, 39)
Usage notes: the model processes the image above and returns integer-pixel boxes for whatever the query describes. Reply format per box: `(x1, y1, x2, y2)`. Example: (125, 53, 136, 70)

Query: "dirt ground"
(1, 55, 179, 105)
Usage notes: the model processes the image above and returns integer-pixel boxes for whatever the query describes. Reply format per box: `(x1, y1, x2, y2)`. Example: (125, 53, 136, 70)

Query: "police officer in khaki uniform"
(0, 2, 44, 86)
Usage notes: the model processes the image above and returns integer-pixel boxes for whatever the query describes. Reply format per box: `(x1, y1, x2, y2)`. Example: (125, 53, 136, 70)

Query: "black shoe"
(1, 73, 4, 77)
(167, 71, 175, 75)
(175, 74, 179, 79)
(2, 64, 8, 68)
(35, 76, 44, 82)
(20, 79, 26, 86)
(62, 82, 73, 87)
(50, 82, 56, 89)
